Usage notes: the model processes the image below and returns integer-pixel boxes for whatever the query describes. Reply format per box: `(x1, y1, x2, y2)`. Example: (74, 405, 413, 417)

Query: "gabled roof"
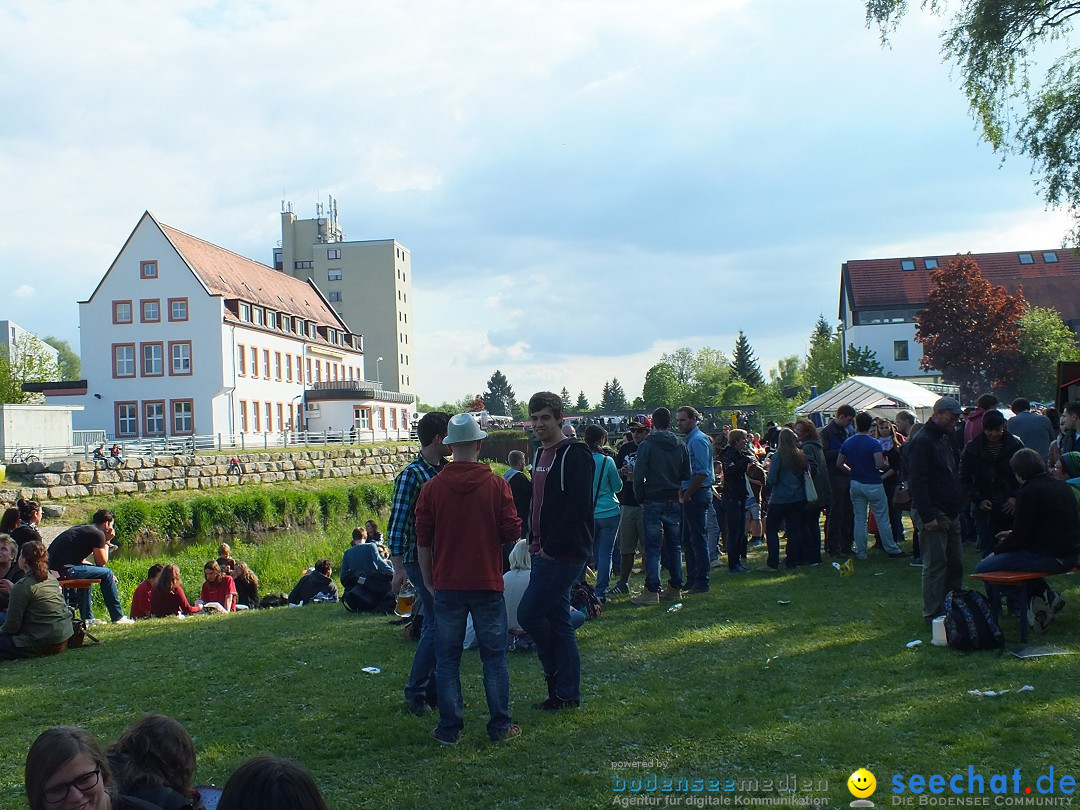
(841, 250, 1080, 319)
(157, 219, 349, 330)
(84, 212, 352, 333)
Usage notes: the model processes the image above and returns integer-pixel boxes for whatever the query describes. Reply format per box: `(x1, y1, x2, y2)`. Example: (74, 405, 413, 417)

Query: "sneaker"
(1049, 591, 1066, 616)
(757, 565, 780, 573)
(683, 586, 709, 594)
(728, 566, 748, 575)
(406, 698, 434, 717)
(710, 558, 724, 569)
(910, 558, 923, 567)
(86, 618, 106, 626)
(492, 724, 522, 742)
(887, 551, 910, 559)
(608, 582, 630, 596)
(431, 727, 460, 745)
(751, 538, 765, 548)
(630, 590, 659, 605)
(659, 586, 683, 599)
(114, 616, 135, 625)
(533, 696, 580, 711)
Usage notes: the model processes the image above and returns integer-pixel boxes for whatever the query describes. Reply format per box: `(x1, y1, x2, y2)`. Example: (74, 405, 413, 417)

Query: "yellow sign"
(847, 768, 876, 799)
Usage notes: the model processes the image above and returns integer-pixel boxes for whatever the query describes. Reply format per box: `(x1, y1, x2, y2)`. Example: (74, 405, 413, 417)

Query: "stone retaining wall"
(0, 445, 417, 502)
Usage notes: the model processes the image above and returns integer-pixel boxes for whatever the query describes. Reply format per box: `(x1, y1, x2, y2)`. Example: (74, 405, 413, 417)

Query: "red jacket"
(130, 579, 153, 619)
(415, 461, 521, 591)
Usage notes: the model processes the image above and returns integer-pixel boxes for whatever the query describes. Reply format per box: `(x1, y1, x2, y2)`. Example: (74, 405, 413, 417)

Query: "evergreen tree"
(844, 345, 885, 377)
(599, 379, 628, 412)
(730, 331, 765, 388)
(805, 316, 843, 392)
(575, 391, 590, 410)
(560, 387, 572, 410)
(482, 370, 517, 416)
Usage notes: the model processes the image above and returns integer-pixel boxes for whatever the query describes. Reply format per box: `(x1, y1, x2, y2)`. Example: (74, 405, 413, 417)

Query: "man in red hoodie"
(416, 412, 522, 745)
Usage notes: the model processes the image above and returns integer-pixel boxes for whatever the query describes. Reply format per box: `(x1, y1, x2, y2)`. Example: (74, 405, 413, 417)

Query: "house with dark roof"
(45, 211, 414, 441)
(839, 249, 1080, 381)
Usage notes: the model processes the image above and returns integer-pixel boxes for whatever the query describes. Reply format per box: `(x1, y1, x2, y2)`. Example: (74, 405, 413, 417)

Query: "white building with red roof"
(839, 249, 1080, 382)
(46, 211, 413, 443)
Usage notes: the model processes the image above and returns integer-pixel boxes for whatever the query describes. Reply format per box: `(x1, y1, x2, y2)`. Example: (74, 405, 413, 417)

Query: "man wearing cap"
(907, 397, 966, 621)
(388, 411, 451, 716)
(415, 413, 522, 744)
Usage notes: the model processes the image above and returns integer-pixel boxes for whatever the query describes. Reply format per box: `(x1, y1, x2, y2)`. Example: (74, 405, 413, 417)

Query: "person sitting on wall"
(288, 559, 338, 605)
(110, 444, 125, 469)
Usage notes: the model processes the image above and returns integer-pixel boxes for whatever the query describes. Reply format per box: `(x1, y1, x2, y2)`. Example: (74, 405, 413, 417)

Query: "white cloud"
(13, 284, 35, 299)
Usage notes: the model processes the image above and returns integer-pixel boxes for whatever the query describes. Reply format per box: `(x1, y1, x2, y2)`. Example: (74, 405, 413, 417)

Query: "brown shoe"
(659, 586, 683, 599)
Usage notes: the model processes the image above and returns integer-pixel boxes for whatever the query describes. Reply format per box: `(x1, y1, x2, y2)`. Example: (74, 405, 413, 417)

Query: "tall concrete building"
(274, 198, 415, 397)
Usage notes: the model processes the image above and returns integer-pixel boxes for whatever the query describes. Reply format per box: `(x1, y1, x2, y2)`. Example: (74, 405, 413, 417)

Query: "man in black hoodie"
(518, 391, 595, 710)
(630, 407, 691, 604)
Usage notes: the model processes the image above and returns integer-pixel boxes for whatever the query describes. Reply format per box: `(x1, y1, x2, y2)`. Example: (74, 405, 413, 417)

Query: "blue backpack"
(944, 589, 1005, 650)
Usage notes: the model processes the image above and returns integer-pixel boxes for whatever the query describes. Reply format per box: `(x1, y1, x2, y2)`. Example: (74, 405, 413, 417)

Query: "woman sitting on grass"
(11, 498, 43, 555)
(232, 562, 260, 610)
(200, 560, 237, 612)
(108, 714, 201, 810)
(0, 540, 73, 661)
(0, 535, 24, 623)
(129, 564, 164, 620)
(149, 564, 202, 617)
(26, 726, 154, 810)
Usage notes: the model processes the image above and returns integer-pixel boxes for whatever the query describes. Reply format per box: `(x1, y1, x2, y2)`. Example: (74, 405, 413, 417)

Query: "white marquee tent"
(796, 377, 947, 423)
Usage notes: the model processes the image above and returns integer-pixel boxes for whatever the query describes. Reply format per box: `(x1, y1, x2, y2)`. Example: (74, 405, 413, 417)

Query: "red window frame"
(140, 298, 161, 323)
(168, 340, 192, 376)
(140, 342, 164, 377)
(112, 343, 136, 378)
(171, 399, 194, 435)
(112, 300, 133, 324)
(168, 297, 189, 322)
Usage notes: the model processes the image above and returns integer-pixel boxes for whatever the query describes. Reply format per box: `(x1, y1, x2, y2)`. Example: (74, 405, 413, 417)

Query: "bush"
(318, 490, 349, 526)
(272, 490, 320, 527)
(112, 500, 152, 542)
(190, 497, 238, 537)
(151, 499, 192, 539)
(485, 429, 528, 440)
(229, 492, 277, 530)
(353, 482, 391, 516)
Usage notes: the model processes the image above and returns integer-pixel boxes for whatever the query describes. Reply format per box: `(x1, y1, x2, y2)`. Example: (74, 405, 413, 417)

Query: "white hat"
(445, 412, 488, 444)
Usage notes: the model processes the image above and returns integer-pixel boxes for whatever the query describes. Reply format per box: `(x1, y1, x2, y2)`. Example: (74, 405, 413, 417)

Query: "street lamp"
(376, 356, 384, 384)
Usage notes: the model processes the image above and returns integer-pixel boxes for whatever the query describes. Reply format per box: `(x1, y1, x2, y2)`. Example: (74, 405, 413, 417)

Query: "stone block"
(34, 473, 61, 486)
(88, 484, 117, 496)
(48, 460, 77, 473)
(115, 482, 138, 493)
(75, 472, 95, 485)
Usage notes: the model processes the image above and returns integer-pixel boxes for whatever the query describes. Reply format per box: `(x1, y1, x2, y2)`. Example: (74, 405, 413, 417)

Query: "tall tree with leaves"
(482, 370, 517, 416)
(867, 1, 1080, 244)
(805, 316, 844, 392)
(642, 363, 682, 409)
(575, 391, 590, 411)
(1014, 306, 1080, 400)
(0, 333, 60, 404)
(916, 255, 1027, 399)
(730, 331, 765, 388)
(43, 336, 80, 380)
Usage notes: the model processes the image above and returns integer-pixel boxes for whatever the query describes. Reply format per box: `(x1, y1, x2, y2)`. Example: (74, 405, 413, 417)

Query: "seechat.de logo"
(849, 768, 877, 807)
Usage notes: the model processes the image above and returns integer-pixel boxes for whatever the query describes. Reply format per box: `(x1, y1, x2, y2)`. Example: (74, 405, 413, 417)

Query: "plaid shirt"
(387, 452, 444, 563)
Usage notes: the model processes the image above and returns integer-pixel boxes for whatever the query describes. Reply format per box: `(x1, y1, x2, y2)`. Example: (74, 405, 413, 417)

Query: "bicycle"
(7, 447, 40, 464)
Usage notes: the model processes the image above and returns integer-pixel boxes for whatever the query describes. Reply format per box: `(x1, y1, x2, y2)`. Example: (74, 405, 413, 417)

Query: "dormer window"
(901, 259, 916, 271)
(239, 303, 251, 322)
(924, 258, 939, 270)
(1019, 253, 1034, 265)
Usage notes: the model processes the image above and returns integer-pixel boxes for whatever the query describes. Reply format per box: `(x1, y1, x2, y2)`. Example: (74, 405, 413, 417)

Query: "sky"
(0, 0, 1073, 408)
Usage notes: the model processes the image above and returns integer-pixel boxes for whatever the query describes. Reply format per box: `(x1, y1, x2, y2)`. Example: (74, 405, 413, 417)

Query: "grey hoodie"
(633, 430, 690, 502)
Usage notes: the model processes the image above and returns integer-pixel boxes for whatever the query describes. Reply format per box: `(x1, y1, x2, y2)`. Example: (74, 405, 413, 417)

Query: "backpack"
(342, 573, 394, 613)
(943, 589, 1005, 651)
(570, 582, 601, 619)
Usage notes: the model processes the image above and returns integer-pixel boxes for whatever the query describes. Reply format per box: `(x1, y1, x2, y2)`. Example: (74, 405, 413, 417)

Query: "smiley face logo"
(848, 768, 876, 798)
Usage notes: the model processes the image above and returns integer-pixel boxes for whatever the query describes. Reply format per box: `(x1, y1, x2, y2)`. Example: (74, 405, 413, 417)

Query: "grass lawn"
(2, 540, 1078, 809)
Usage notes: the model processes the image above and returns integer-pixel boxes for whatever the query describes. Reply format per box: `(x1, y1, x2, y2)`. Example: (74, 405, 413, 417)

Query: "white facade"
(0, 319, 60, 367)
(53, 212, 384, 441)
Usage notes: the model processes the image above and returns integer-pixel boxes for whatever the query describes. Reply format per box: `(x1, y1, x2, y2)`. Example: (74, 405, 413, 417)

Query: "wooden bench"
(971, 569, 1078, 643)
(59, 578, 101, 620)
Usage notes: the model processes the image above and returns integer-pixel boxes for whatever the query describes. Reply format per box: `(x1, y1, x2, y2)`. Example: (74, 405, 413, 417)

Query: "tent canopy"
(796, 376, 944, 422)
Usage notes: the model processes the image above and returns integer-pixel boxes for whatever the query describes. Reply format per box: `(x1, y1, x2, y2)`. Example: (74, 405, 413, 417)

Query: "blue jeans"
(433, 590, 512, 740)
(642, 500, 682, 592)
(974, 509, 1012, 558)
(706, 499, 721, 561)
(61, 565, 125, 622)
(592, 514, 620, 600)
(975, 550, 1076, 611)
(849, 480, 899, 557)
(721, 498, 746, 570)
(680, 496, 710, 590)
(517, 556, 583, 702)
(404, 561, 438, 706)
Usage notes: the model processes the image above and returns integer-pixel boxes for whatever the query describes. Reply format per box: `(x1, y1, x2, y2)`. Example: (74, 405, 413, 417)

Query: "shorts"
(616, 504, 644, 555)
(745, 498, 761, 520)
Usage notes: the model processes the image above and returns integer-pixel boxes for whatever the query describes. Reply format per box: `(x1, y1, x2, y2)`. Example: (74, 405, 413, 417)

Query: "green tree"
(916, 254, 1027, 399)
(769, 354, 808, 399)
(660, 348, 698, 388)
(720, 379, 755, 406)
(730, 331, 765, 388)
(575, 391, 590, 410)
(806, 317, 844, 392)
(482, 370, 518, 416)
(560, 387, 572, 410)
(1014, 306, 1080, 400)
(0, 333, 59, 404)
(43, 336, 80, 380)
(597, 379, 628, 412)
(867, 0, 1080, 244)
(641, 363, 682, 409)
(844, 344, 886, 377)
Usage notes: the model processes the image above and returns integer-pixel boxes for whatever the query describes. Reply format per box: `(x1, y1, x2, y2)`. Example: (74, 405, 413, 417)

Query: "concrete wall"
(0, 444, 416, 502)
(0, 405, 82, 456)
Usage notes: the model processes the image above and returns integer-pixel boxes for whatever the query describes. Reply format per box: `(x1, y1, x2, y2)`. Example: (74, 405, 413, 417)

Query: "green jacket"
(1, 574, 73, 650)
